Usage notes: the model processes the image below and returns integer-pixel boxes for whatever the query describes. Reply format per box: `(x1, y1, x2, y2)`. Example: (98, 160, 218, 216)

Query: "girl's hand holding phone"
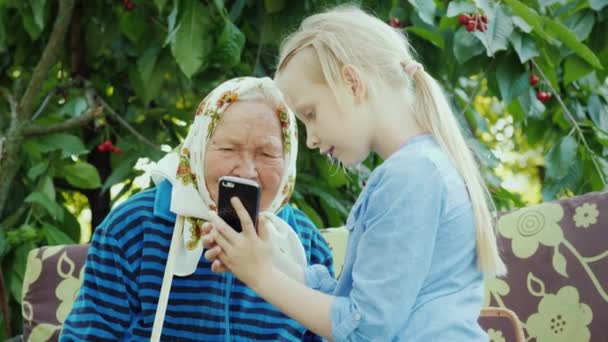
(205, 197, 275, 286)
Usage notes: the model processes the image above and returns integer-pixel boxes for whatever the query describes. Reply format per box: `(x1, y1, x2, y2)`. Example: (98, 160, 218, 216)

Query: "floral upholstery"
(487, 190, 607, 342)
(21, 245, 87, 342)
(321, 190, 608, 342)
(19, 190, 607, 341)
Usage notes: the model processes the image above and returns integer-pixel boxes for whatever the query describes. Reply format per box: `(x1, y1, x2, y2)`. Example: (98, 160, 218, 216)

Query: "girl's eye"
(219, 147, 233, 152)
(303, 110, 315, 120)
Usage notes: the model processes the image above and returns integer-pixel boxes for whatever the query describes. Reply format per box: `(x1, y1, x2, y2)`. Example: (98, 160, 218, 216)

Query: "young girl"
(203, 5, 506, 341)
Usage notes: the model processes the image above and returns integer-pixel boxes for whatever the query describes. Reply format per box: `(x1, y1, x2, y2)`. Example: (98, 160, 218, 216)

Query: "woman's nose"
(232, 155, 258, 180)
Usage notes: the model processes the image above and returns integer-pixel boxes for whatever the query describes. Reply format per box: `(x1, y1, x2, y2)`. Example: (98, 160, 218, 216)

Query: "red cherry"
(123, 0, 135, 11)
(458, 14, 470, 26)
(536, 91, 552, 103)
(389, 17, 403, 28)
(111, 146, 122, 154)
(476, 21, 486, 32)
(529, 74, 539, 86)
(466, 21, 476, 32)
(97, 144, 107, 152)
(481, 15, 488, 24)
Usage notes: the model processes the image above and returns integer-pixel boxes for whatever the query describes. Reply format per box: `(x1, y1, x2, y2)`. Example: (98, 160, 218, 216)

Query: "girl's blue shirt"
(305, 134, 487, 341)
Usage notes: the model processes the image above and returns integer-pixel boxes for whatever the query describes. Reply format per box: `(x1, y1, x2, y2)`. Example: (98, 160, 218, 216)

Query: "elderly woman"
(60, 77, 333, 341)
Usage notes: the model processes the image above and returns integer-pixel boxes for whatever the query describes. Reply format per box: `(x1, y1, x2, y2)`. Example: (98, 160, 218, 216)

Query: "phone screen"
(217, 176, 261, 232)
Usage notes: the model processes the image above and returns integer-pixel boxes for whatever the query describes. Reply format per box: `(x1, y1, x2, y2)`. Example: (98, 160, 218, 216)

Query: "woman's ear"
(341, 65, 367, 104)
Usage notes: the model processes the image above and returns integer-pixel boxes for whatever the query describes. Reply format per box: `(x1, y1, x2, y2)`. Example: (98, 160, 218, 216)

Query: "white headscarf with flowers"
(149, 77, 307, 340)
(150, 76, 306, 277)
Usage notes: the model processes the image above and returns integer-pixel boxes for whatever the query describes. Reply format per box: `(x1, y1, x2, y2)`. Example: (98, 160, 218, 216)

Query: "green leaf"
(138, 48, 160, 86)
(563, 55, 594, 85)
(133, 49, 165, 104)
(593, 126, 608, 147)
(215, 20, 245, 68)
(264, 0, 285, 13)
(468, 138, 499, 168)
(473, 4, 513, 56)
(119, 7, 147, 43)
(57, 210, 79, 244)
(503, 0, 549, 40)
(542, 159, 584, 200)
(101, 157, 137, 192)
(40, 176, 55, 201)
(408, 0, 436, 26)
(58, 97, 88, 117)
(453, 27, 485, 64)
(552, 247, 568, 276)
(35, 133, 88, 158)
(543, 18, 603, 70)
(446, 1, 475, 17)
(24, 192, 64, 221)
(545, 135, 578, 180)
(588, 95, 608, 131)
(164, 3, 179, 47)
(171, 0, 213, 78)
(496, 56, 529, 104)
(0, 229, 7, 257)
(512, 16, 532, 33)
(406, 27, 444, 49)
(27, 162, 47, 180)
(19, 5, 42, 40)
(29, 0, 45, 31)
(519, 87, 546, 120)
(9, 242, 36, 303)
(60, 161, 102, 189)
(155, 0, 168, 12)
(564, 10, 595, 42)
(536, 48, 560, 90)
(509, 30, 539, 63)
(590, 0, 608, 11)
(41, 223, 74, 245)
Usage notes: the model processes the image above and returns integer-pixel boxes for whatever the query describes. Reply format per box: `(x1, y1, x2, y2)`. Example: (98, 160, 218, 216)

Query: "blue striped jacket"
(60, 180, 333, 341)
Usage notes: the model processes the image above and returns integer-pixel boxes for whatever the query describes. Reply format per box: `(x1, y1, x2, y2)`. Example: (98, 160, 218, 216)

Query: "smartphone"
(217, 176, 261, 233)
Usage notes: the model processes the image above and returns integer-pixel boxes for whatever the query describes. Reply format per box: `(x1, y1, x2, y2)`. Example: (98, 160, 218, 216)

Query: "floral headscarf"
(150, 77, 305, 277)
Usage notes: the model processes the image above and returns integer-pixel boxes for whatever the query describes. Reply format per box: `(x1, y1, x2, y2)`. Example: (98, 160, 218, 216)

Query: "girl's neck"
(369, 89, 426, 160)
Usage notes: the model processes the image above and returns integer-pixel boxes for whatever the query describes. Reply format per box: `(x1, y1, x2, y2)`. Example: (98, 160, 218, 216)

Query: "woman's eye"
(263, 152, 278, 158)
(306, 111, 315, 120)
(219, 147, 233, 152)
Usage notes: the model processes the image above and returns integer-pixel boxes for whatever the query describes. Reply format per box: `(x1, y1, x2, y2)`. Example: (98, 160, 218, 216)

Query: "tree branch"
(0, 0, 75, 219)
(96, 94, 160, 150)
(531, 58, 607, 185)
(7, 93, 17, 121)
(23, 105, 102, 136)
(17, 0, 75, 121)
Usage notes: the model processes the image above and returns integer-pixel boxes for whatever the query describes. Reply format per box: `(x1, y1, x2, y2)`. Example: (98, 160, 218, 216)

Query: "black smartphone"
(217, 176, 261, 233)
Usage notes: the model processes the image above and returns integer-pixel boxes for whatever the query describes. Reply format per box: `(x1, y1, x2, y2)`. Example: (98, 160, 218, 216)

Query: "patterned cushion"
(321, 190, 608, 342)
(489, 190, 607, 342)
(21, 245, 88, 342)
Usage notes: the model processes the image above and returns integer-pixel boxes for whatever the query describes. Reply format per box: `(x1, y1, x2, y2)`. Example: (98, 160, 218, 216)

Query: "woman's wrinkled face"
(204, 100, 285, 210)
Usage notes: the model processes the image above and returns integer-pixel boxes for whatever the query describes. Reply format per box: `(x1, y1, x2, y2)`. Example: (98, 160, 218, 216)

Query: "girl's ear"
(341, 64, 367, 104)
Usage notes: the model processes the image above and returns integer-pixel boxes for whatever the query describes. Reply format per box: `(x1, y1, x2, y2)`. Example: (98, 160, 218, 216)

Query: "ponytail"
(411, 69, 507, 276)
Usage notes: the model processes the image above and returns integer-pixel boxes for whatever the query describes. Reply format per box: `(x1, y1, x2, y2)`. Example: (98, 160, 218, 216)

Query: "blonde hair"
(276, 5, 506, 276)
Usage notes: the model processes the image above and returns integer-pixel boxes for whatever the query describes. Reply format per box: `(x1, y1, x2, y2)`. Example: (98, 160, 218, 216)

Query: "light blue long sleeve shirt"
(305, 134, 487, 341)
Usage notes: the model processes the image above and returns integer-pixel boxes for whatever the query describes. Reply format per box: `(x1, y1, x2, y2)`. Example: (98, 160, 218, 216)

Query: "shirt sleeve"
(60, 225, 135, 341)
(330, 158, 445, 341)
